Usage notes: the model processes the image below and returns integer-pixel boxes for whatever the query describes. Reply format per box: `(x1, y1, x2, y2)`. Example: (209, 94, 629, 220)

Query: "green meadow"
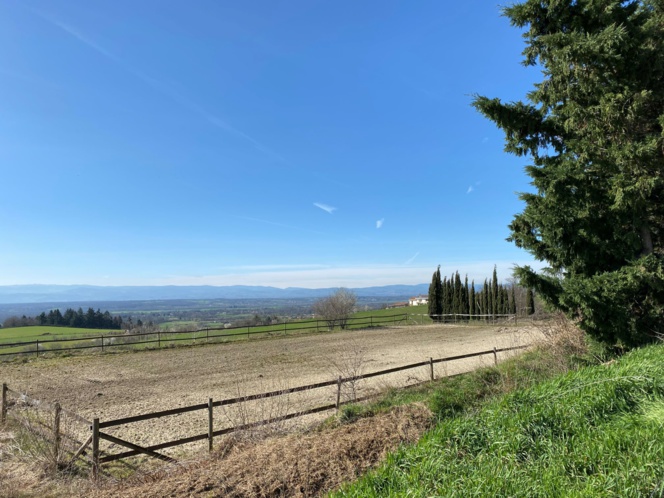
(0, 326, 116, 344)
(0, 308, 411, 358)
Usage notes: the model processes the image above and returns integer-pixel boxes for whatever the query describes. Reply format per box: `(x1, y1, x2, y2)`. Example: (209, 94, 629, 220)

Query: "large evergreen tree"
(474, 0, 664, 346)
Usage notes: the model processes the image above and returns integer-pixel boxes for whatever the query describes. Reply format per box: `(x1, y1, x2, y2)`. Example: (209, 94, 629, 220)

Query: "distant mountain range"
(0, 284, 429, 305)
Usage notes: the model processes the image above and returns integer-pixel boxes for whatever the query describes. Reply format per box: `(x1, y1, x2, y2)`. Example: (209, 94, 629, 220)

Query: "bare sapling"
(327, 338, 367, 404)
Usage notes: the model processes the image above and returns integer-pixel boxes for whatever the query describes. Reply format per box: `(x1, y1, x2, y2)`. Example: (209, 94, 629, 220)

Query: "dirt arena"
(0, 323, 540, 458)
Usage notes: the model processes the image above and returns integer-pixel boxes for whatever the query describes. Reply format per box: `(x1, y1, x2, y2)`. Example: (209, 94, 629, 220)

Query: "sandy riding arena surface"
(0, 323, 539, 460)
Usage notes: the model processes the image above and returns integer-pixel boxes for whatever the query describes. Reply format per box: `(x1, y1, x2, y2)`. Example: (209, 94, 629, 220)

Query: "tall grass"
(333, 343, 664, 497)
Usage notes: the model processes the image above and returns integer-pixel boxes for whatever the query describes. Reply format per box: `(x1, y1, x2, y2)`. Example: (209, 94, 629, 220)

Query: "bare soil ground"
(0, 322, 539, 496)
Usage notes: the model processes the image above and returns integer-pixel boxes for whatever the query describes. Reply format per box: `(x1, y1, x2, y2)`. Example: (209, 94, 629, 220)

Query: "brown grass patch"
(535, 312, 588, 364)
(90, 403, 433, 498)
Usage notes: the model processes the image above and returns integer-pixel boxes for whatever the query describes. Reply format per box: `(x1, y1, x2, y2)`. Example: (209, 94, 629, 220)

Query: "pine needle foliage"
(473, 0, 664, 346)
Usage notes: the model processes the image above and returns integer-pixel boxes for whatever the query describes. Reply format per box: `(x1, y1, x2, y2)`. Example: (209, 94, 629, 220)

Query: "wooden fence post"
(92, 418, 100, 479)
(158, 331, 161, 349)
(493, 347, 498, 367)
(206, 328, 209, 343)
(101, 336, 104, 353)
(36, 340, 39, 357)
(208, 398, 213, 452)
(1, 383, 7, 424)
(53, 402, 61, 464)
(336, 376, 342, 412)
(429, 357, 434, 381)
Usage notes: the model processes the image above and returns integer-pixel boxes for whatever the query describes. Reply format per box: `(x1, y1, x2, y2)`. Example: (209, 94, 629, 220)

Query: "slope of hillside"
(334, 343, 664, 497)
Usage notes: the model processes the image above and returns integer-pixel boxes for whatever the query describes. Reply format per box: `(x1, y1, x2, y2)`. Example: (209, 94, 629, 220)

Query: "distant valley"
(0, 283, 428, 324)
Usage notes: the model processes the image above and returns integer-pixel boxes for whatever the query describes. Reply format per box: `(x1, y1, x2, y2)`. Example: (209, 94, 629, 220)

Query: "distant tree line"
(428, 265, 535, 320)
(3, 307, 125, 330)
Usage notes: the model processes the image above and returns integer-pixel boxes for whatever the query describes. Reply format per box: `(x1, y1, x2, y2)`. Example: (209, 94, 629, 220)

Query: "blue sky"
(1, 0, 545, 288)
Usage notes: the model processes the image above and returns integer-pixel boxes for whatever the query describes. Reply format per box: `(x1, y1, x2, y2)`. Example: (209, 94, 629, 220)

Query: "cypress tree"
(510, 285, 517, 315)
(447, 277, 454, 316)
(496, 285, 504, 316)
(526, 288, 535, 315)
(469, 280, 476, 319)
(463, 275, 470, 317)
(454, 272, 463, 316)
(428, 266, 443, 320)
(491, 266, 498, 317)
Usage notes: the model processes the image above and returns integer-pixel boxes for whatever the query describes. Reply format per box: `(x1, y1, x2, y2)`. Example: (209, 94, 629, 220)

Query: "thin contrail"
(313, 203, 337, 214)
(31, 8, 285, 162)
(405, 251, 420, 265)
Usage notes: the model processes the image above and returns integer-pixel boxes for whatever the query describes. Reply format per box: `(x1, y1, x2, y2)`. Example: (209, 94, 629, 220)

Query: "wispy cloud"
(405, 251, 420, 265)
(131, 260, 547, 288)
(482, 137, 489, 143)
(148, 265, 436, 288)
(314, 202, 337, 214)
(215, 263, 327, 272)
(4, 259, 548, 287)
(376, 218, 384, 229)
(466, 185, 474, 194)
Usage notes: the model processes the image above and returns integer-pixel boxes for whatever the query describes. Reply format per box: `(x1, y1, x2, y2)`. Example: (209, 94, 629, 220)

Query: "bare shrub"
(219, 377, 296, 442)
(313, 288, 357, 330)
(327, 338, 367, 404)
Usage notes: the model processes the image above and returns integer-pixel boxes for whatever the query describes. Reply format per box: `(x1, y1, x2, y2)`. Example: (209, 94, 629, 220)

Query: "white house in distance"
(409, 295, 428, 306)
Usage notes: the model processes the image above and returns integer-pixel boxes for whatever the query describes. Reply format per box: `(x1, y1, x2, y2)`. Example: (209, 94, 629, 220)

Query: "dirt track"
(0, 323, 539, 456)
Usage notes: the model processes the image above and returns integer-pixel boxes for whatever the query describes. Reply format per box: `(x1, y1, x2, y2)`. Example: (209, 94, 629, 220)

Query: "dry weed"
(536, 312, 587, 360)
(218, 377, 299, 443)
(327, 338, 367, 403)
(89, 403, 434, 498)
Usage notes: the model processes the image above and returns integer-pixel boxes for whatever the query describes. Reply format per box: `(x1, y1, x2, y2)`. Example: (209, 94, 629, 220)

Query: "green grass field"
(333, 343, 664, 497)
(0, 303, 489, 360)
(0, 309, 411, 358)
(0, 326, 118, 344)
(0, 302, 505, 360)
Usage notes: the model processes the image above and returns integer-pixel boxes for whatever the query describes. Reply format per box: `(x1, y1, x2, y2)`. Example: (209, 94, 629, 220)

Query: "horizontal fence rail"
(86, 343, 529, 474)
(1, 383, 95, 472)
(0, 313, 522, 360)
(2, 341, 530, 477)
(0, 313, 415, 358)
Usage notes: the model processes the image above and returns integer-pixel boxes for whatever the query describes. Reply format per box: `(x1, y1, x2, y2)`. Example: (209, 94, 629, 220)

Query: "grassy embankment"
(331, 338, 664, 497)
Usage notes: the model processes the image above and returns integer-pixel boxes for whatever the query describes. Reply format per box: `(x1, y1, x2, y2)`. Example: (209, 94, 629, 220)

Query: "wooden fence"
(1, 383, 94, 472)
(0, 312, 410, 359)
(0, 313, 520, 360)
(1, 342, 529, 477)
